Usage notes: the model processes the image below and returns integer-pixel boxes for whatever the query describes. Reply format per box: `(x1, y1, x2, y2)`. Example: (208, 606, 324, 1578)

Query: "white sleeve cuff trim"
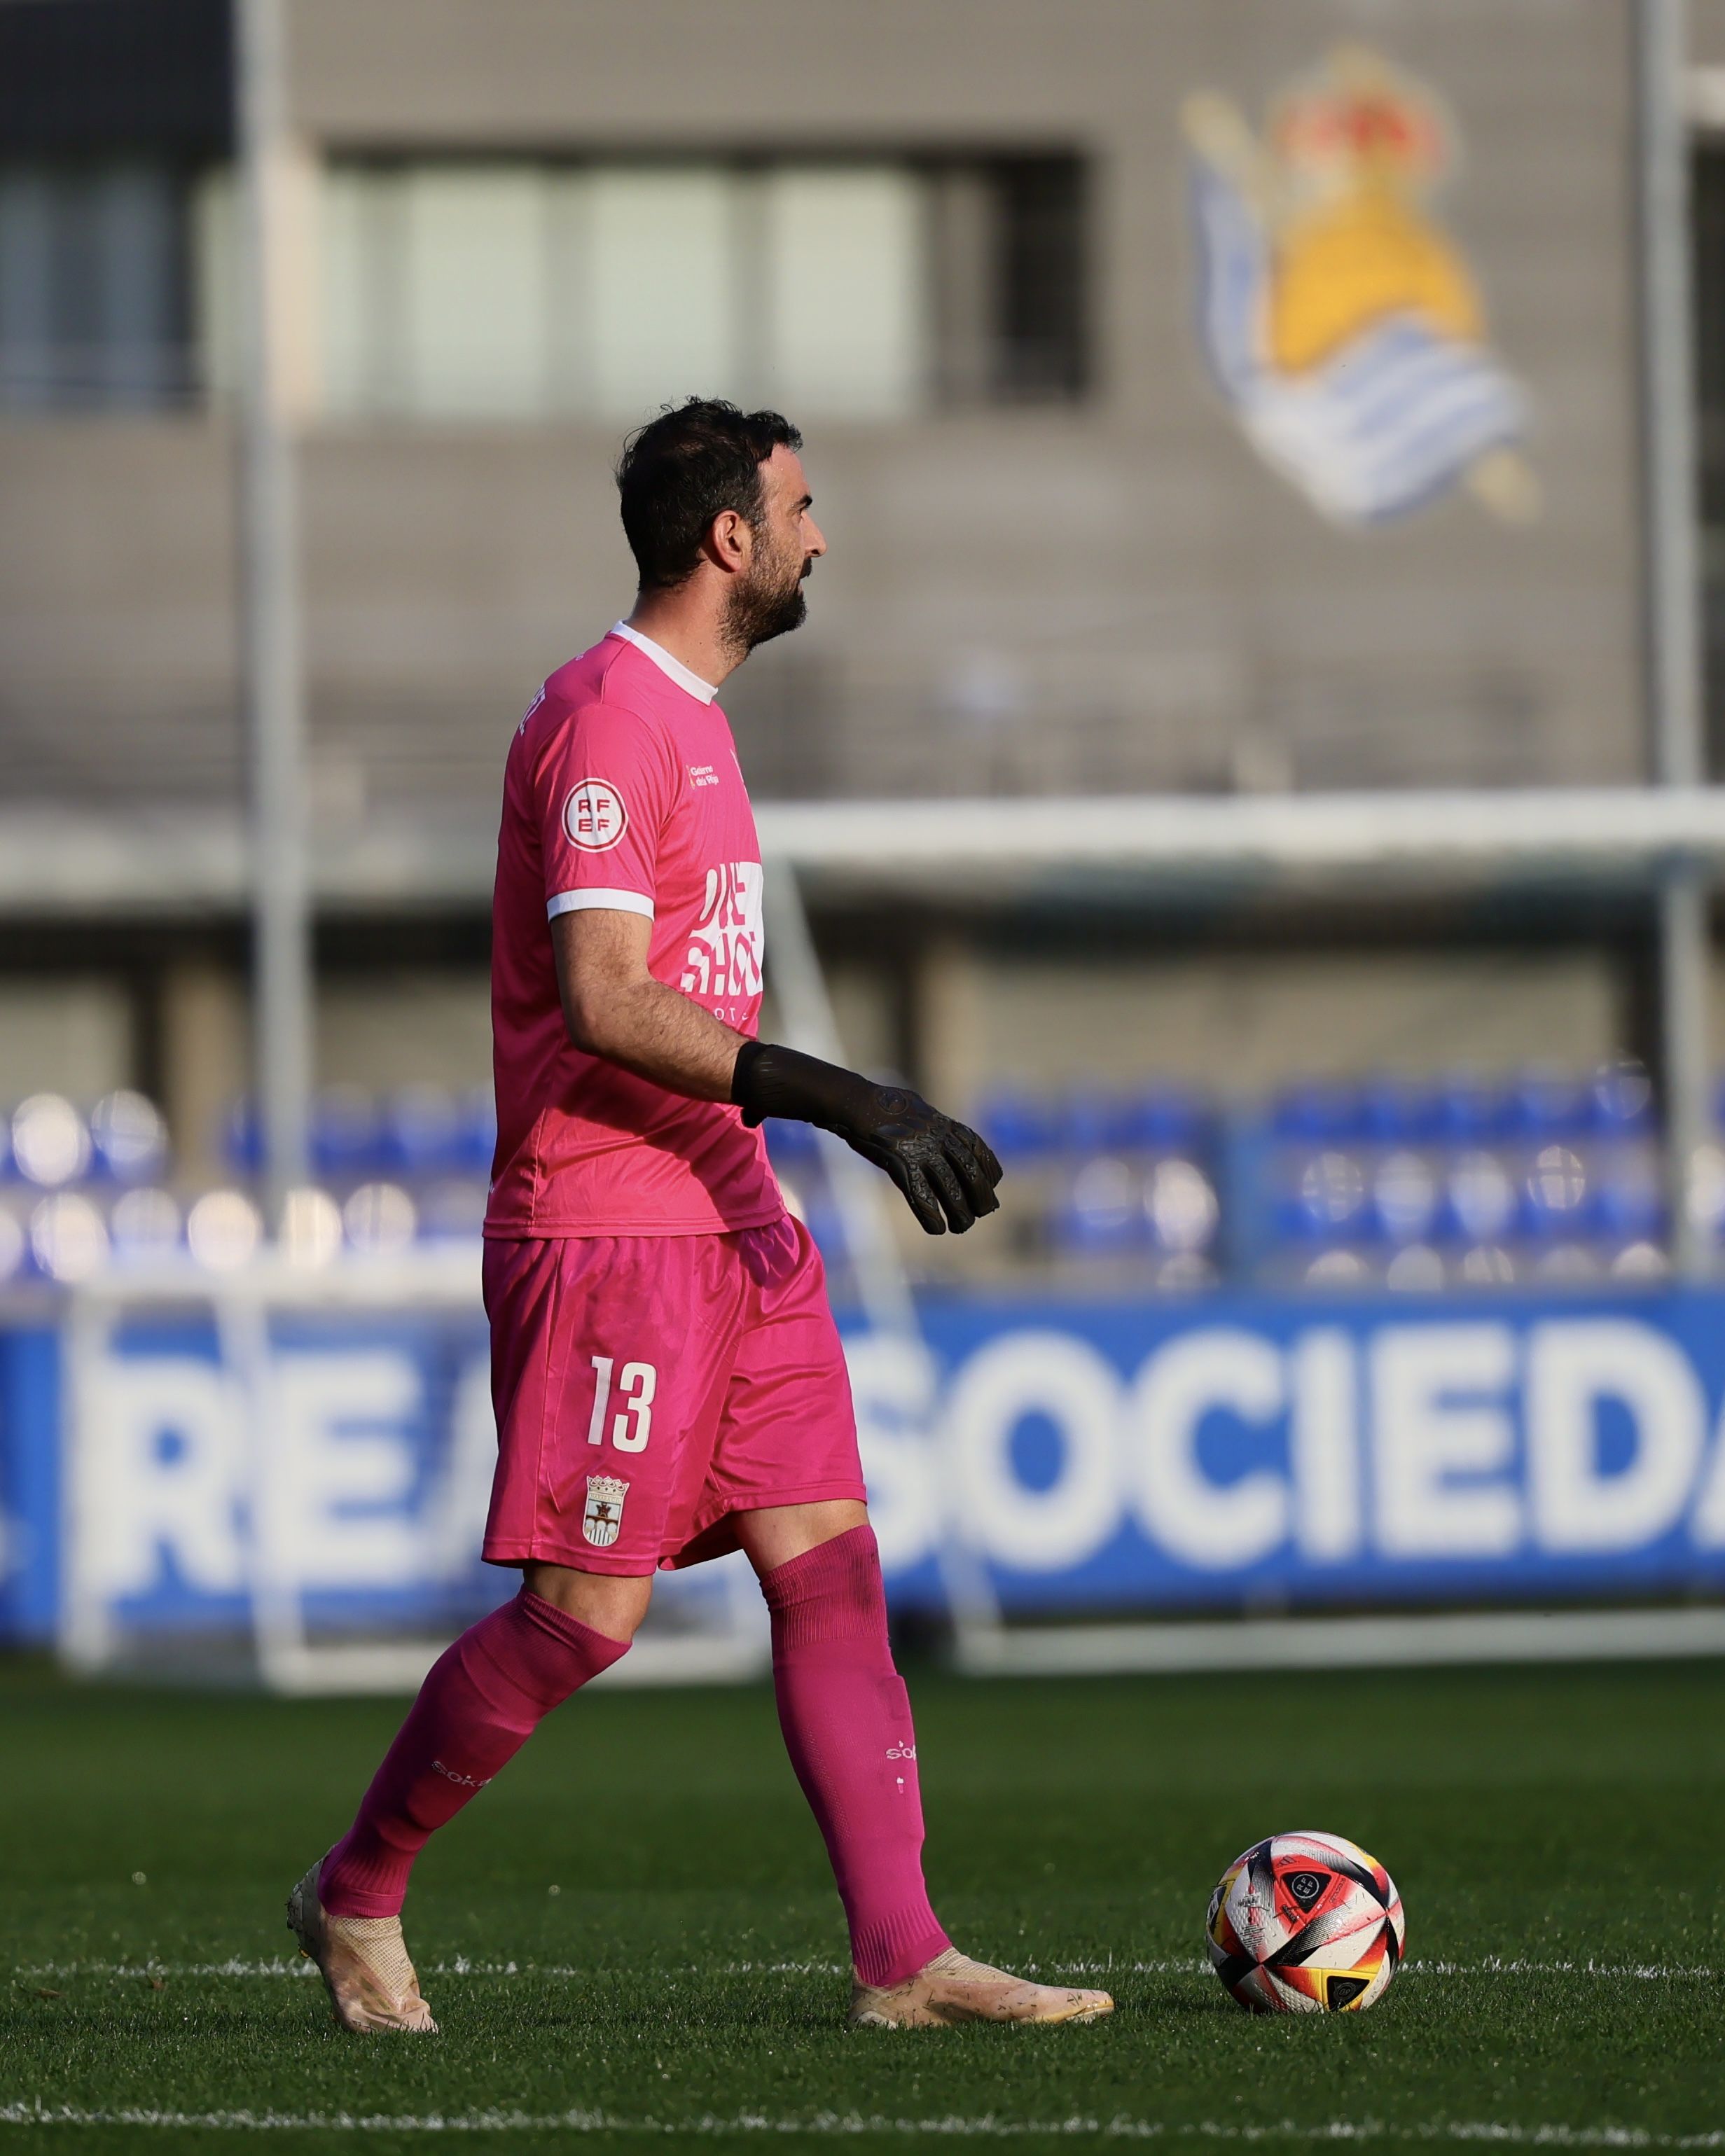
(547, 887, 656, 922)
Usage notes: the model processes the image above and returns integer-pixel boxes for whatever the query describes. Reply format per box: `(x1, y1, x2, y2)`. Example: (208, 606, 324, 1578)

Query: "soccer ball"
(1206, 1829, 1405, 2013)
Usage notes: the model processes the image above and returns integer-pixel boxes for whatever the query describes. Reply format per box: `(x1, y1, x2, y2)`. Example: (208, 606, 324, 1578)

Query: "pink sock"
(761, 1524, 950, 1988)
(319, 1590, 628, 1918)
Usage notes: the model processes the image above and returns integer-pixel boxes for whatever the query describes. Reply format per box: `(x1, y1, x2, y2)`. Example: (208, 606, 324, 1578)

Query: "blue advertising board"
(5, 1288, 1725, 1648)
(0, 1323, 57, 1641)
(854, 1293, 1725, 1612)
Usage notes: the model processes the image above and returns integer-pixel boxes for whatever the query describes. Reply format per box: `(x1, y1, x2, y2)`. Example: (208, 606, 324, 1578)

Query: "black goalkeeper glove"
(731, 1041, 1004, 1236)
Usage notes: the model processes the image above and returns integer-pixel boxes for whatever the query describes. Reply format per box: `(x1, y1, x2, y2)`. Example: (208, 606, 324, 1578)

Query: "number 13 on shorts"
(586, 1356, 656, 1452)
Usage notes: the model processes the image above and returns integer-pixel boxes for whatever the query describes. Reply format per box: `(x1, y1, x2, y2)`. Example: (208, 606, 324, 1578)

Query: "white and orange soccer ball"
(1206, 1829, 1405, 2014)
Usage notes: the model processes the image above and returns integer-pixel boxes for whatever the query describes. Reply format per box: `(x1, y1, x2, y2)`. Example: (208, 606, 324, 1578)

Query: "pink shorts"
(480, 1214, 864, 1576)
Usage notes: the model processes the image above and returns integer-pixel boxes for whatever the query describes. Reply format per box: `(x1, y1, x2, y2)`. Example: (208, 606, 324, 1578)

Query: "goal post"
(755, 789, 1725, 1678)
(46, 783, 1725, 1690)
(57, 1252, 768, 1694)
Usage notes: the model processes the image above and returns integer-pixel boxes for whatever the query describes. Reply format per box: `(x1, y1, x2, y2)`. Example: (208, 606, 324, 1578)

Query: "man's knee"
(521, 1562, 653, 1645)
(737, 1498, 871, 1578)
(754, 1517, 890, 1662)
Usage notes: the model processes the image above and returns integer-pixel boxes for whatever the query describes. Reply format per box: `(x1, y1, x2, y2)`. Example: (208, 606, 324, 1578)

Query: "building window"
(294, 153, 1086, 424)
(993, 158, 1088, 402)
(0, 160, 194, 410)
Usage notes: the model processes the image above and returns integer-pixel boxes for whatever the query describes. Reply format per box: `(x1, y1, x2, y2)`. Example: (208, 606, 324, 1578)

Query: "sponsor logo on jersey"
(688, 763, 720, 790)
(582, 1473, 630, 1548)
(563, 779, 629, 851)
(679, 861, 764, 1013)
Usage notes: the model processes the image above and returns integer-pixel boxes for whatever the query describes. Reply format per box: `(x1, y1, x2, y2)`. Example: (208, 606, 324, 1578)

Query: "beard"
(723, 543, 811, 655)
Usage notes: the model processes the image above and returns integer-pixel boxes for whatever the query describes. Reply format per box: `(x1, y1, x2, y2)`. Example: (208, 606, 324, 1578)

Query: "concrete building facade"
(0, 0, 1714, 1148)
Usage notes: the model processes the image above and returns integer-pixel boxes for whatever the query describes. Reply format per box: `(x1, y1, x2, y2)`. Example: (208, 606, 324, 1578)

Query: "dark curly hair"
(615, 397, 803, 591)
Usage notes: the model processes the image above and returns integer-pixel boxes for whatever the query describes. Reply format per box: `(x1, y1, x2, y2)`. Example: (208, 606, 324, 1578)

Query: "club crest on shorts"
(582, 1473, 629, 1548)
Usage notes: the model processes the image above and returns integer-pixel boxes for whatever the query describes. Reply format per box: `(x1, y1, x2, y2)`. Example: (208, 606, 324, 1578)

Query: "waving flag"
(1184, 47, 1534, 528)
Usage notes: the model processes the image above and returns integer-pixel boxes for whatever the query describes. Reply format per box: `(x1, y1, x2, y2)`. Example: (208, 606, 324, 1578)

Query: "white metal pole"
(758, 856, 916, 1337)
(235, 0, 312, 1216)
(1639, 0, 1713, 1275)
(760, 859, 1004, 1642)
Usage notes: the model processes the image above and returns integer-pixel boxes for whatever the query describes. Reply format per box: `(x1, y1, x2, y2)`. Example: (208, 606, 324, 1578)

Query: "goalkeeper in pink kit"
(287, 399, 1112, 2035)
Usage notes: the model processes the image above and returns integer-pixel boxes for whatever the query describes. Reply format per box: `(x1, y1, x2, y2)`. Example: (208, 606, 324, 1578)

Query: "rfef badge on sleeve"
(582, 1474, 630, 1548)
(563, 779, 628, 851)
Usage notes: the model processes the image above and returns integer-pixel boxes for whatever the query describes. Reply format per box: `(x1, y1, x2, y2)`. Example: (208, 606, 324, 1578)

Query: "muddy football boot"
(850, 1946, 1113, 2029)
(286, 1856, 438, 2034)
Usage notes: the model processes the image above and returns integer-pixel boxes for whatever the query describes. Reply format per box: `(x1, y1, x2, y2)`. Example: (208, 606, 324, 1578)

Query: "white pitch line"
(10, 1959, 852, 1982)
(12, 1957, 1719, 1984)
(1, 2106, 1724, 2144)
(1402, 1960, 1719, 1982)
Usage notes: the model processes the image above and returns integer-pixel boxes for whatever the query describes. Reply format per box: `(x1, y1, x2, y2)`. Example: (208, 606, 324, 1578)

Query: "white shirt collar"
(608, 620, 717, 704)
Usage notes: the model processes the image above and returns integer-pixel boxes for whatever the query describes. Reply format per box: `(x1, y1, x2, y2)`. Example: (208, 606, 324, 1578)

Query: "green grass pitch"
(1, 1654, 1721, 2153)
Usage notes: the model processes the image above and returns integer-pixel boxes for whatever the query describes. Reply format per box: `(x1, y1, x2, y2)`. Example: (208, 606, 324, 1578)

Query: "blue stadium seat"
(799, 1191, 848, 1262)
(1507, 1068, 1591, 1141)
(456, 1087, 498, 1176)
(181, 1063, 1704, 1284)
(1438, 1149, 1517, 1244)
(1270, 1083, 1362, 1143)
(415, 1176, 487, 1242)
(109, 1185, 184, 1263)
(1594, 1177, 1663, 1243)
(1143, 1156, 1219, 1254)
(8, 1094, 92, 1188)
(1371, 1148, 1439, 1244)
(1357, 1078, 1436, 1143)
(1431, 1073, 1511, 1144)
(310, 1089, 385, 1179)
(976, 1091, 1060, 1164)
(1116, 1087, 1209, 1153)
(764, 1118, 822, 1164)
(1058, 1090, 1125, 1157)
(1274, 1195, 1370, 1274)
(1589, 1059, 1655, 1135)
(380, 1085, 462, 1177)
(89, 1090, 168, 1183)
(1055, 1153, 1143, 1255)
(1291, 1146, 1369, 1239)
(1517, 1142, 1591, 1239)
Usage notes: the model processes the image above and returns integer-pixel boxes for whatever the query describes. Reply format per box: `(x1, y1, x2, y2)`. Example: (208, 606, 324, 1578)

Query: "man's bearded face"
(724, 521, 811, 652)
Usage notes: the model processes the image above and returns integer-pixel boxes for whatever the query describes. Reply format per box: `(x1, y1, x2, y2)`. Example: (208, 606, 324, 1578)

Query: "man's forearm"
(569, 975, 744, 1101)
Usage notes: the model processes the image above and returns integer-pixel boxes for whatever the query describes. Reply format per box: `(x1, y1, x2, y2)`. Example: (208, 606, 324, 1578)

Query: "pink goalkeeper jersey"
(485, 623, 783, 1238)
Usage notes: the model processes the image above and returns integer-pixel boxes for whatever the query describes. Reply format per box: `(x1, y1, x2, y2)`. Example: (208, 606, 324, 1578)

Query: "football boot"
(286, 1856, 438, 2034)
(849, 1946, 1113, 2029)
